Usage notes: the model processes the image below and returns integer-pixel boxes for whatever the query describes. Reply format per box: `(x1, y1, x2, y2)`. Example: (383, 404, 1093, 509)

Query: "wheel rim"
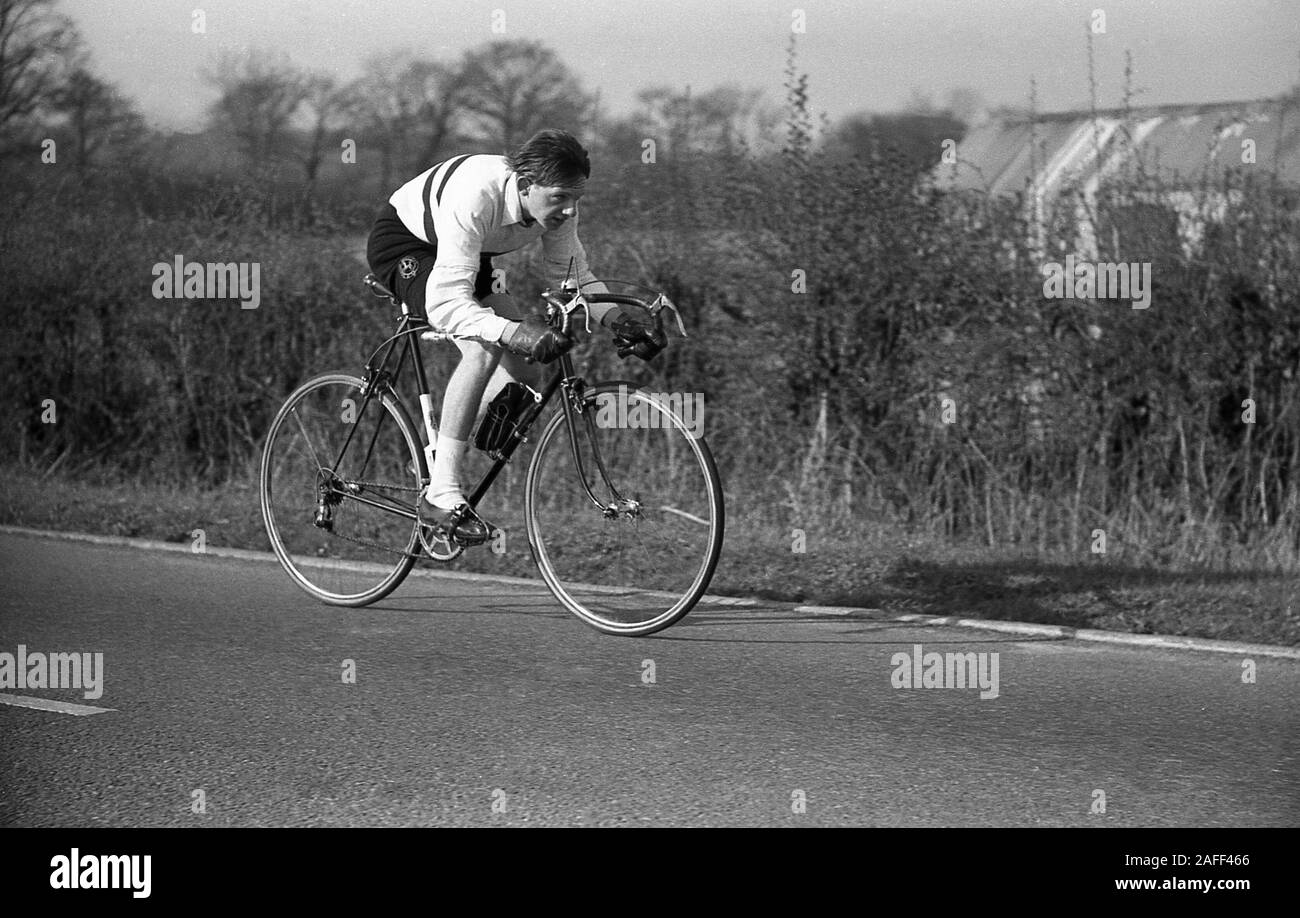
(261, 374, 421, 605)
(526, 385, 724, 635)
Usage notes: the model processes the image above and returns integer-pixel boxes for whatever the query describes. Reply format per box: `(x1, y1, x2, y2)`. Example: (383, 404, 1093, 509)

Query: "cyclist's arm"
(426, 197, 516, 344)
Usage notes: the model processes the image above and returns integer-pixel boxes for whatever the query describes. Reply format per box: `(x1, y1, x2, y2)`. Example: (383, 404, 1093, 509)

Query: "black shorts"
(365, 202, 502, 318)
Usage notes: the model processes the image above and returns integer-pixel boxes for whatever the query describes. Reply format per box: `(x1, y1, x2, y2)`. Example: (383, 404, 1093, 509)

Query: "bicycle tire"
(260, 371, 425, 606)
(524, 381, 725, 636)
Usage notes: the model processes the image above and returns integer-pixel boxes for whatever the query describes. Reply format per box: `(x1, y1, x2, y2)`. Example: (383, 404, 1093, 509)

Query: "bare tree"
(47, 66, 143, 167)
(636, 83, 775, 157)
(296, 72, 350, 185)
(205, 49, 307, 165)
(406, 57, 466, 165)
(456, 41, 593, 151)
(344, 54, 411, 193)
(0, 0, 78, 144)
(345, 51, 467, 190)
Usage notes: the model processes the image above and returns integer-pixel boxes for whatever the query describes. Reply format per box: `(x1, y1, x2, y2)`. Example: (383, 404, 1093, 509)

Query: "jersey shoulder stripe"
(421, 154, 474, 242)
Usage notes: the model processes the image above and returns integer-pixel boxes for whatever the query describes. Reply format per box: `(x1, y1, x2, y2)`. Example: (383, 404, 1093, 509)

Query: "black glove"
(607, 314, 667, 361)
(505, 315, 574, 363)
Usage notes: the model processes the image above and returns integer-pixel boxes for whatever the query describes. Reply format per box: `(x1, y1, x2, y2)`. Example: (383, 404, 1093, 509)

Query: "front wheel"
(524, 382, 725, 635)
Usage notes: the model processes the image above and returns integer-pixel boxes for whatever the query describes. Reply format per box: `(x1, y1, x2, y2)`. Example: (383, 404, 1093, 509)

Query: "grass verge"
(3, 462, 1297, 647)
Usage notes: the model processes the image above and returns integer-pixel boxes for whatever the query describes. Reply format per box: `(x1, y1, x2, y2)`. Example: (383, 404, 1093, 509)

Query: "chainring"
(419, 524, 465, 562)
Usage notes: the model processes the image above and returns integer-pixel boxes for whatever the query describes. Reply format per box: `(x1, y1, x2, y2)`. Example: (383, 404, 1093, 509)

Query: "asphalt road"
(1, 530, 1296, 827)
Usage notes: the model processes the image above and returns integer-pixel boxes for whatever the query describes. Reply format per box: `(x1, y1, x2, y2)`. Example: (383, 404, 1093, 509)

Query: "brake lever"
(543, 288, 591, 336)
(648, 294, 687, 338)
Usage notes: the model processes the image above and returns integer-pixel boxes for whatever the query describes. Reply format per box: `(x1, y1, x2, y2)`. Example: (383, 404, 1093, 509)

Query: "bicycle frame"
(336, 308, 626, 531)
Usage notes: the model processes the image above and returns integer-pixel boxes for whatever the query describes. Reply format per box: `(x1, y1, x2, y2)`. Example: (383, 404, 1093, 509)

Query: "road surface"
(1, 530, 1296, 827)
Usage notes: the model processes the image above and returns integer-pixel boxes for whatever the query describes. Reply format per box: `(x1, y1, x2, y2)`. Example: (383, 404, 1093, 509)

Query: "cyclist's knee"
(454, 338, 502, 373)
(500, 350, 542, 386)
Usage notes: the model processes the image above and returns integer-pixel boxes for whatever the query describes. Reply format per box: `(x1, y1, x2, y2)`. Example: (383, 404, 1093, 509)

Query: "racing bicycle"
(258, 275, 724, 636)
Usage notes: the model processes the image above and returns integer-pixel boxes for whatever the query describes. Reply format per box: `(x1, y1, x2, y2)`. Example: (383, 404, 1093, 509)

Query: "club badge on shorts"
(398, 256, 419, 280)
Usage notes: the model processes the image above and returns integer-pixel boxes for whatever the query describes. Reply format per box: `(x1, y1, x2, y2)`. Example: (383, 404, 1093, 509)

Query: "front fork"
(557, 367, 640, 519)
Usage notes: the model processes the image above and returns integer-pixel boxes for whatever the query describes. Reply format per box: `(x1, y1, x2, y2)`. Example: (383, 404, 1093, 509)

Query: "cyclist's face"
(523, 180, 585, 230)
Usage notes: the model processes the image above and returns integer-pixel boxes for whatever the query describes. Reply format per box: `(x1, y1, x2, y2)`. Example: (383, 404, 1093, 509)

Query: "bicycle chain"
(319, 478, 425, 559)
(347, 478, 422, 494)
(323, 526, 423, 559)
(339, 479, 468, 562)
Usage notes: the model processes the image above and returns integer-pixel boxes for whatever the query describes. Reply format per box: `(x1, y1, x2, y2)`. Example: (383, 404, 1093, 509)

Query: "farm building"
(934, 97, 1300, 258)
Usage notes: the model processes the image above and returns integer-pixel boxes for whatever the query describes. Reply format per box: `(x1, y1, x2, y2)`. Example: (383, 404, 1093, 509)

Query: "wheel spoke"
(290, 405, 326, 472)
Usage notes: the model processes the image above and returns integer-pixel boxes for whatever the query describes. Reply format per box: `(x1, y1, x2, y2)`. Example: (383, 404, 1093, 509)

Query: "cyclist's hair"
(507, 129, 591, 188)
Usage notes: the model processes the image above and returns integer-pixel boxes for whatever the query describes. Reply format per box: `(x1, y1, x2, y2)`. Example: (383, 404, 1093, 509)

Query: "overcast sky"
(67, 0, 1300, 132)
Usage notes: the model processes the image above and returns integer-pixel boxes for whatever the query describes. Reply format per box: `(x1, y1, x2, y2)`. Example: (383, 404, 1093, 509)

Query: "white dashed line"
(0, 693, 116, 716)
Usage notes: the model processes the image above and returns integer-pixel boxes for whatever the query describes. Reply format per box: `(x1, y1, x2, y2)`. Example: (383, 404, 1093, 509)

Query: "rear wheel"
(525, 382, 725, 635)
(260, 372, 424, 605)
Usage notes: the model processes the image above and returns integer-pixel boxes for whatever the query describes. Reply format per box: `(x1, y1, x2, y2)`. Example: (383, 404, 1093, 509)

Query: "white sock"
(426, 433, 470, 510)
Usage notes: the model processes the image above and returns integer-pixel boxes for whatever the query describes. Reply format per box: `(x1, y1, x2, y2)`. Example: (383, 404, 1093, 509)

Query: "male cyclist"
(366, 129, 665, 545)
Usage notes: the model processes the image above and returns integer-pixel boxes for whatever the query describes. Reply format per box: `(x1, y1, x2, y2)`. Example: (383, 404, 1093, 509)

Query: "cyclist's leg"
(420, 266, 525, 538)
(477, 291, 544, 415)
(428, 320, 506, 518)
(372, 246, 498, 518)
(430, 290, 538, 522)
(365, 213, 502, 540)
(431, 336, 500, 497)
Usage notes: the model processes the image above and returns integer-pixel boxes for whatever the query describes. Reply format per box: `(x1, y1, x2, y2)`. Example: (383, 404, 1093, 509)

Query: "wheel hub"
(603, 497, 643, 520)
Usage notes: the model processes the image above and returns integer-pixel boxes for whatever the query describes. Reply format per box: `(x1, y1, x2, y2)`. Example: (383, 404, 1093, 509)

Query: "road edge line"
(4, 524, 1296, 659)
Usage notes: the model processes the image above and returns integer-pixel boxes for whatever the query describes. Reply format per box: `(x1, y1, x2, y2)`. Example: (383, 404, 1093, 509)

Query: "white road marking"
(0, 693, 116, 716)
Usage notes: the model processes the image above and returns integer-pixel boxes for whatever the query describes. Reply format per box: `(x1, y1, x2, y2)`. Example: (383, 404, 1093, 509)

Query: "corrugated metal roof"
(936, 98, 1300, 195)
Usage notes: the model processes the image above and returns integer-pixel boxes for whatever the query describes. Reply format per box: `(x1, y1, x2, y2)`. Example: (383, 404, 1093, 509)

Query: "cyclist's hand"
(607, 314, 666, 361)
(505, 315, 574, 363)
